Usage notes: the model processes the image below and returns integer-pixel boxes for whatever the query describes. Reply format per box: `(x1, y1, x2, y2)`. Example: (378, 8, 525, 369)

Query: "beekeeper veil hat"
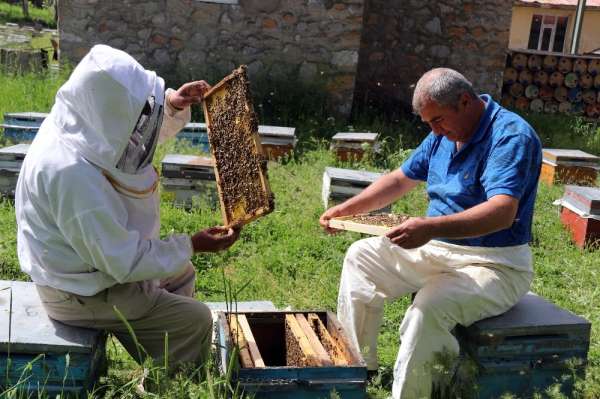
(50, 44, 165, 177)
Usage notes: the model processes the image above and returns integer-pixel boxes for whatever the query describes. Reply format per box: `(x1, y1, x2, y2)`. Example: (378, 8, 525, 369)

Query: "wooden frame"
(202, 66, 274, 227)
(328, 215, 394, 236)
(307, 313, 348, 366)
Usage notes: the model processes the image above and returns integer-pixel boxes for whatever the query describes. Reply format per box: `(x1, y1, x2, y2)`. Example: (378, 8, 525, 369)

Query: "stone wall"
(57, 0, 365, 115)
(354, 0, 512, 117)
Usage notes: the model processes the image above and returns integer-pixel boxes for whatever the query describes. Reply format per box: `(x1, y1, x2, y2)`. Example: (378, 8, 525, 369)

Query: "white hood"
(51, 44, 164, 184)
(15, 45, 193, 296)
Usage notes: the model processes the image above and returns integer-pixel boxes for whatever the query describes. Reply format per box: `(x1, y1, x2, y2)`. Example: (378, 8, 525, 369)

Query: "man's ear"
(460, 92, 471, 108)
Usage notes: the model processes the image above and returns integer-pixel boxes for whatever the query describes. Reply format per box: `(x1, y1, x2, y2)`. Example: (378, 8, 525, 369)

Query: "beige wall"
(509, 5, 600, 54)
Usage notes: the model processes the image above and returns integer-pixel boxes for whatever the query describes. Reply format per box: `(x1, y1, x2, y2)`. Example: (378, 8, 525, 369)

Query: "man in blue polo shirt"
(320, 68, 541, 398)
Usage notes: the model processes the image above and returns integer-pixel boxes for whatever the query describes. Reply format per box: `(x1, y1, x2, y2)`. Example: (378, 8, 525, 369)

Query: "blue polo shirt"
(401, 94, 542, 247)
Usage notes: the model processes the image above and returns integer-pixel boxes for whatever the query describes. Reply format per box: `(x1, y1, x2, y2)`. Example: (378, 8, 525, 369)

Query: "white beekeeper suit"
(15, 44, 213, 366)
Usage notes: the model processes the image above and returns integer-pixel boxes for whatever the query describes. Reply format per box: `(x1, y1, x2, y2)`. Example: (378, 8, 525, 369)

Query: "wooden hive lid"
(564, 185, 600, 214)
(0, 144, 30, 159)
(4, 112, 48, 121)
(543, 148, 600, 164)
(0, 280, 101, 354)
(325, 167, 383, 184)
(332, 132, 379, 142)
(183, 122, 208, 132)
(258, 125, 296, 138)
(161, 154, 215, 168)
(463, 292, 590, 339)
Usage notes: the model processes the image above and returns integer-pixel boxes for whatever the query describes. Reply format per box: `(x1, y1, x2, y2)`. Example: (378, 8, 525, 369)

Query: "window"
(527, 14, 569, 52)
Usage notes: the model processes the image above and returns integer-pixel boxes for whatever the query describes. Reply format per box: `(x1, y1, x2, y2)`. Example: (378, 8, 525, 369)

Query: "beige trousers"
(337, 237, 533, 399)
(36, 263, 213, 368)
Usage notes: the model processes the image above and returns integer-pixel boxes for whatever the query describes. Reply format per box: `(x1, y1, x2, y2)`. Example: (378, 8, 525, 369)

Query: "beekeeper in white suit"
(15, 45, 240, 368)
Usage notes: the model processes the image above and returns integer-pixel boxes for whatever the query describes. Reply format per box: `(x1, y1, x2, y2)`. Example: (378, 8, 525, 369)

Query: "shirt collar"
(468, 94, 500, 145)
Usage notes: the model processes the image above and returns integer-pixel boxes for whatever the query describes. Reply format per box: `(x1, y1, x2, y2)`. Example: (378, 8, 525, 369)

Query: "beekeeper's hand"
(319, 204, 350, 235)
(191, 226, 241, 253)
(168, 80, 211, 110)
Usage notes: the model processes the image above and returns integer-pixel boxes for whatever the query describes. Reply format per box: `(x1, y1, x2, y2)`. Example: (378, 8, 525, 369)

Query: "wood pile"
(502, 50, 600, 118)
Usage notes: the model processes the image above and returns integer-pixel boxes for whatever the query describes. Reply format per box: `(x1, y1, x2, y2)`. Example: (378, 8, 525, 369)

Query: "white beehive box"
(330, 132, 380, 162)
(322, 167, 390, 212)
(0, 143, 29, 198)
(160, 154, 217, 207)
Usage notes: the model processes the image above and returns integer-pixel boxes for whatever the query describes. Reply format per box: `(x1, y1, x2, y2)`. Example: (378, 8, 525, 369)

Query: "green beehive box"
(0, 280, 106, 396)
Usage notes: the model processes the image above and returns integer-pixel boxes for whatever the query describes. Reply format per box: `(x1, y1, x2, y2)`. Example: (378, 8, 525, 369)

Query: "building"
(58, 1, 513, 118)
(510, 0, 600, 54)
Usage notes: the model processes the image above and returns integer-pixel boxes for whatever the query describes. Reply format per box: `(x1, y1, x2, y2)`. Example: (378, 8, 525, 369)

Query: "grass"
(1, 70, 600, 398)
(0, 2, 55, 29)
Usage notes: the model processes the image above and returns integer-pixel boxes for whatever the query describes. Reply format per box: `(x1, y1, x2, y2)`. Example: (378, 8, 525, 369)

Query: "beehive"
(541, 148, 599, 186)
(330, 132, 379, 162)
(0, 143, 29, 198)
(215, 311, 366, 399)
(257, 125, 297, 160)
(456, 292, 590, 398)
(322, 167, 389, 212)
(1, 112, 47, 142)
(176, 123, 296, 160)
(160, 154, 217, 208)
(0, 280, 106, 395)
(176, 123, 211, 153)
(558, 185, 600, 248)
(202, 66, 274, 227)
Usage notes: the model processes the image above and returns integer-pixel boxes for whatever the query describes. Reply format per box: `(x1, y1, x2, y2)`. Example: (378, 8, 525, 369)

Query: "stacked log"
(502, 50, 600, 118)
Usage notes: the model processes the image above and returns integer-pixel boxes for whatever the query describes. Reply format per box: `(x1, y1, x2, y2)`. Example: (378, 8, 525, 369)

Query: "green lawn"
(1, 71, 600, 398)
(0, 2, 55, 29)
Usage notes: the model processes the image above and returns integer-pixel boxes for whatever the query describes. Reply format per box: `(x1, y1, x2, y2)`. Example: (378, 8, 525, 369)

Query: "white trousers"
(337, 237, 533, 399)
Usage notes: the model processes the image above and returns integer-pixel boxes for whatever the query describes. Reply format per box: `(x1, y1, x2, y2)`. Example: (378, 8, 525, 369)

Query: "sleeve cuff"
(401, 163, 423, 181)
(164, 88, 187, 117)
(486, 187, 521, 200)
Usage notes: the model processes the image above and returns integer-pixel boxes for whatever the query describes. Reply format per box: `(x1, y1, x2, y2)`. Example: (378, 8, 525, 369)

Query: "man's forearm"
(426, 195, 519, 239)
(337, 169, 419, 214)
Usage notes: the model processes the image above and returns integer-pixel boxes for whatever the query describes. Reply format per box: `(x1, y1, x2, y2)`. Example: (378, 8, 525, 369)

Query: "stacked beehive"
(502, 50, 600, 118)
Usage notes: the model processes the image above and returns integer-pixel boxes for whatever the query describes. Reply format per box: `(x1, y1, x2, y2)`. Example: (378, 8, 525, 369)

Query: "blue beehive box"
(0, 280, 106, 395)
(456, 292, 590, 398)
(176, 122, 211, 152)
(1, 112, 47, 142)
(215, 311, 367, 398)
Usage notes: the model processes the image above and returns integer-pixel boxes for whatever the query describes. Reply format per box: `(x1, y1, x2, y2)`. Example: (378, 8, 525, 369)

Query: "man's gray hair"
(412, 68, 478, 114)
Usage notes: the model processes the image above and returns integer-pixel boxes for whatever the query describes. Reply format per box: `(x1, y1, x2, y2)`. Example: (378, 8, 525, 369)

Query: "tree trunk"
(21, 0, 29, 18)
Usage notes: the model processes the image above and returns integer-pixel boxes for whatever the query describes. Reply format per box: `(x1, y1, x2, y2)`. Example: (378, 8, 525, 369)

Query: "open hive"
(202, 66, 274, 227)
(329, 213, 409, 236)
(215, 311, 366, 397)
